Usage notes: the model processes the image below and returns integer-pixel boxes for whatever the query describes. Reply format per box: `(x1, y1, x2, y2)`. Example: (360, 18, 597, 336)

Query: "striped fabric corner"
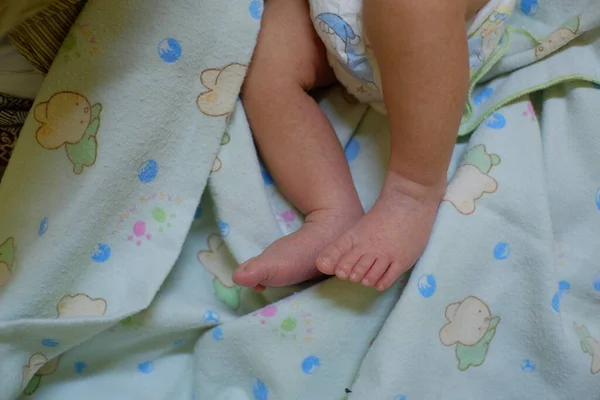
(8, 0, 86, 73)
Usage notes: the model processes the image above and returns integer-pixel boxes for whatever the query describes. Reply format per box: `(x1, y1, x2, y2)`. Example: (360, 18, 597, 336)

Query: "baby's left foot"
(316, 172, 443, 291)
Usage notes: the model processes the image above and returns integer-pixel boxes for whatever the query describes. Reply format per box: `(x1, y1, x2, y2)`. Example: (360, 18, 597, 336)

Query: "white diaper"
(308, 0, 516, 113)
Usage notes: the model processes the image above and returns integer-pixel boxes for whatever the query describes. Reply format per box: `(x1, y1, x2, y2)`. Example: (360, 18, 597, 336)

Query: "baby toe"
(361, 257, 390, 287)
(335, 248, 362, 280)
(350, 254, 376, 282)
(232, 258, 270, 288)
(375, 262, 405, 291)
(316, 235, 353, 275)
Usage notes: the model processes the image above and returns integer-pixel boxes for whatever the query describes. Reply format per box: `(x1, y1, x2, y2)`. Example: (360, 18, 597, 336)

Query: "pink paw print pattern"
(277, 210, 296, 228)
(128, 221, 152, 246)
(522, 102, 536, 121)
(252, 303, 315, 342)
(274, 208, 302, 234)
(256, 305, 277, 324)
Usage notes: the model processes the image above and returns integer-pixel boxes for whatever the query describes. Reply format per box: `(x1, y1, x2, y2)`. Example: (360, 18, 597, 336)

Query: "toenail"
(320, 257, 333, 266)
(350, 273, 357, 280)
(337, 270, 347, 279)
(363, 279, 370, 285)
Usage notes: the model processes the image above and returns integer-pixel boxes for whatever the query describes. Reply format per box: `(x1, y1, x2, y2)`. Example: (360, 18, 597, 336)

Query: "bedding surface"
(1, 0, 600, 399)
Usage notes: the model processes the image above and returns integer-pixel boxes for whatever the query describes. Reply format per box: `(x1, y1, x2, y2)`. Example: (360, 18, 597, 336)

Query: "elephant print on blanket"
(197, 63, 248, 117)
(34, 92, 103, 174)
(198, 235, 242, 310)
(22, 353, 61, 395)
(443, 144, 501, 215)
(535, 16, 580, 60)
(211, 132, 232, 173)
(440, 296, 501, 371)
(574, 323, 600, 374)
(56, 293, 108, 318)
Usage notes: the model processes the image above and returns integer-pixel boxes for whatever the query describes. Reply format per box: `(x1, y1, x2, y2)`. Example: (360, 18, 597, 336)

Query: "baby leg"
(317, 0, 474, 290)
(233, 0, 364, 289)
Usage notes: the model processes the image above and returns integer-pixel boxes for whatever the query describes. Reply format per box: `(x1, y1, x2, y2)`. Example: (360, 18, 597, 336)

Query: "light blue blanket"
(1, 0, 600, 399)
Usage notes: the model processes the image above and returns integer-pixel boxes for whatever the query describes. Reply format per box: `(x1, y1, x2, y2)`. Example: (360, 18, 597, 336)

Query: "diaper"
(308, 0, 516, 113)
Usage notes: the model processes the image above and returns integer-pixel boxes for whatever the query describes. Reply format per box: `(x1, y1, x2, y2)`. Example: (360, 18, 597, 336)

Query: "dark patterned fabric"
(0, 93, 33, 174)
(8, 0, 86, 73)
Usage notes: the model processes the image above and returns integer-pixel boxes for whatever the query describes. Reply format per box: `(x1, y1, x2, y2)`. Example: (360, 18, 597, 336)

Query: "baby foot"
(316, 172, 443, 291)
(232, 208, 363, 289)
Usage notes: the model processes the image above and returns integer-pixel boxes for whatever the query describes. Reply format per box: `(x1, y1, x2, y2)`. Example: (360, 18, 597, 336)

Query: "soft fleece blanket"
(1, 0, 600, 399)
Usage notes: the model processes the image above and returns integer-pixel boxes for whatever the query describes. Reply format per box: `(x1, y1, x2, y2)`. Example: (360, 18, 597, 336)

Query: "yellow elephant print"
(22, 353, 61, 395)
(198, 235, 241, 310)
(440, 296, 501, 371)
(535, 16, 580, 60)
(56, 293, 108, 318)
(34, 91, 102, 174)
(210, 129, 232, 173)
(197, 63, 247, 117)
(574, 323, 600, 374)
(443, 144, 501, 215)
(211, 157, 223, 172)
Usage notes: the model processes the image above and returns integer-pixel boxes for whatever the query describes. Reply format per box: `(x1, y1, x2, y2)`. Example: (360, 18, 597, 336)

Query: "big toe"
(232, 259, 267, 288)
(316, 234, 353, 275)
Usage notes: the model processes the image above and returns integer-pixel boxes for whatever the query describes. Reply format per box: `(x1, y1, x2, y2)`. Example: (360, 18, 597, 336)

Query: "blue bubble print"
(39, 217, 49, 236)
(521, 359, 536, 372)
(173, 339, 186, 347)
(344, 138, 360, 162)
(203, 310, 220, 324)
(218, 220, 230, 237)
(158, 38, 182, 63)
(493, 242, 510, 260)
(138, 160, 159, 183)
(252, 378, 268, 400)
(593, 274, 600, 291)
(41, 338, 60, 347)
(74, 361, 87, 374)
(520, 0, 538, 15)
(473, 87, 494, 105)
(91, 243, 111, 263)
(249, 0, 264, 19)
(301, 356, 321, 374)
(393, 396, 407, 400)
(486, 113, 506, 129)
(213, 327, 224, 341)
(417, 274, 436, 298)
(595, 188, 600, 210)
(551, 280, 570, 312)
(138, 361, 154, 374)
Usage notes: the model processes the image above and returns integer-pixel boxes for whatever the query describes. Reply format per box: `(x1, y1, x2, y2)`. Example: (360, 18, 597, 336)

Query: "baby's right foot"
(232, 207, 363, 289)
(316, 171, 443, 291)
